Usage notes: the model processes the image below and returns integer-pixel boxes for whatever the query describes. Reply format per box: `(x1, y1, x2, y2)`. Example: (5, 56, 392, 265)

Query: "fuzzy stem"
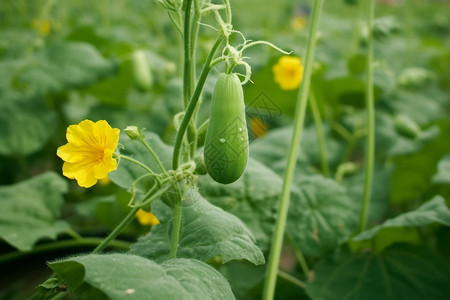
(170, 200, 183, 258)
(172, 36, 223, 169)
(358, 0, 376, 233)
(262, 0, 324, 299)
(277, 270, 306, 289)
(183, 0, 193, 108)
(139, 138, 167, 173)
(92, 206, 140, 254)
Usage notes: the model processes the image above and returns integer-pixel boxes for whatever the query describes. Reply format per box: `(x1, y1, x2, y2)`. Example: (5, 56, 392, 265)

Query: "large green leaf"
(306, 245, 450, 300)
(343, 165, 393, 223)
(0, 172, 70, 251)
(432, 154, 450, 184)
(20, 42, 115, 95)
(130, 190, 265, 265)
(50, 254, 235, 300)
(250, 125, 344, 178)
(0, 98, 56, 156)
(391, 120, 450, 203)
(287, 175, 358, 256)
(352, 196, 450, 251)
(198, 158, 280, 251)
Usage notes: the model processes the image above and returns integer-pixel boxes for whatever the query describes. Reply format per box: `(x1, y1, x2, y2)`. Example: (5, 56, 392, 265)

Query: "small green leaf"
(306, 245, 450, 300)
(352, 196, 450, 252)
(0, 172, 70, 251)
(0, 98, 56, 156)
(287, 175, 358, 256)
(130, 190, 265, 265)
(50, 254, 235, 299)
(199, 158, 280, 250)
(432, 154, 450, 184)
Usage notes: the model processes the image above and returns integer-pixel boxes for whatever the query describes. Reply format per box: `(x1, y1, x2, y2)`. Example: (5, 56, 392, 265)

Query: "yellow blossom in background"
(57, 120, 120, 188)
(273, 56, 304, 90)
(291, 15, 307, 30)
(249, 117, 268, 138)
(136, 209, 160, 226)
(99, 177, 111, 186)
(31, 19, 51, 36)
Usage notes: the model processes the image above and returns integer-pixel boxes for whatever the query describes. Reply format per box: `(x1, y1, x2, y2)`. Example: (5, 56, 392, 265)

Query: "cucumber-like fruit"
(132, 50, 153, 91)
(204, 73, 249, 184)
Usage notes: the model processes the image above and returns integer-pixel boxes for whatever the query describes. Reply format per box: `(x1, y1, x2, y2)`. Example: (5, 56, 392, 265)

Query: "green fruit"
(132, 50, 153, 91)
(204, 73, 249, 184)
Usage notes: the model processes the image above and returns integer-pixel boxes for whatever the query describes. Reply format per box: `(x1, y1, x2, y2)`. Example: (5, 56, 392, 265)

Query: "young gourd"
(204, 73, 249, 184)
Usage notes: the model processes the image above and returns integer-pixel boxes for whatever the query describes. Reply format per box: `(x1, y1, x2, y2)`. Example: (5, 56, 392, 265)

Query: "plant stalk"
(92, 206, 140, 254)
(262, 0, 324, 298)
(172, 35, 223, 169)
(309, 88, 330, 177)
(358, 0, 376, 233)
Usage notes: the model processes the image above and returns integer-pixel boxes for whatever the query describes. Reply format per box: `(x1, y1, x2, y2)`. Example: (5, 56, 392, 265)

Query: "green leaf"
(391, 120, 450, 203)
(199, 158, 280, 251)
(16, 42, 115, 97)
(343, 165, 393, 223)
(0, 98, 56, 156)
(50, 254, 235, 300)
(109, 131, 173, 192)
(130, 190, 265, 265)
(352, 196, 450, 251)
(432, 154, 450, 184)
(306, 245, 450, 300)
(287, 175, 358, 256)
(250, 125, 344, 177)
(0, 172, 70, 251)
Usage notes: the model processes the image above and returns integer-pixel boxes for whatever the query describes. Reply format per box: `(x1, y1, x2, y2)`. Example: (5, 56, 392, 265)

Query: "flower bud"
(125, 126, 144, 140)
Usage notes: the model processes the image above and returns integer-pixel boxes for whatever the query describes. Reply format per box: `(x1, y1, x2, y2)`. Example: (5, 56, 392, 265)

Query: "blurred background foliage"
(0, 0, 449, 299)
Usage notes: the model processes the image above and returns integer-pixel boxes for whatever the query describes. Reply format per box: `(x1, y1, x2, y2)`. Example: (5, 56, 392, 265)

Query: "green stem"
(172, 35, 223, 169)
(92, 206, 140, 254)
(183, 0, 193, 108)
(262, 0, 324, 299)
(170, 201, 183, 258)
(309, 88, 330, 177)
(119, 154, 157, 175)
(277, 270, 306, 289)
(139, 138, 167, 173)
(288, 237, 310, 276)
(358, 0, 376, 233)
(0, 238, 130, 264)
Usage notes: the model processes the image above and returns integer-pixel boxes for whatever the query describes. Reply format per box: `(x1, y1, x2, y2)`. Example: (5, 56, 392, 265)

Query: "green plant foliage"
(0, 172, 69, 251)
(109, 131, 173, 192)
(306, 245, 450, 300)
(50, 254, 235, 300)
(0, 98, 56, 156)
(0, 42, 114, 101)
(287, 175, 358, 256)
(199, 158, 280, 251)
(352, 196, 450, 252)
(130, 190, 265, 265)
(432, 154, 450, 184)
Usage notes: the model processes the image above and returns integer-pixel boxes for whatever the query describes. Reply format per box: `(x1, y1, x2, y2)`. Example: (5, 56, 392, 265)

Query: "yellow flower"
(136, 209, 160, 226)
(31, 19, 51, 36)
(291, 15, 307, 30)
(57, 120, 120, 188)
(273, 56, 304, 90)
